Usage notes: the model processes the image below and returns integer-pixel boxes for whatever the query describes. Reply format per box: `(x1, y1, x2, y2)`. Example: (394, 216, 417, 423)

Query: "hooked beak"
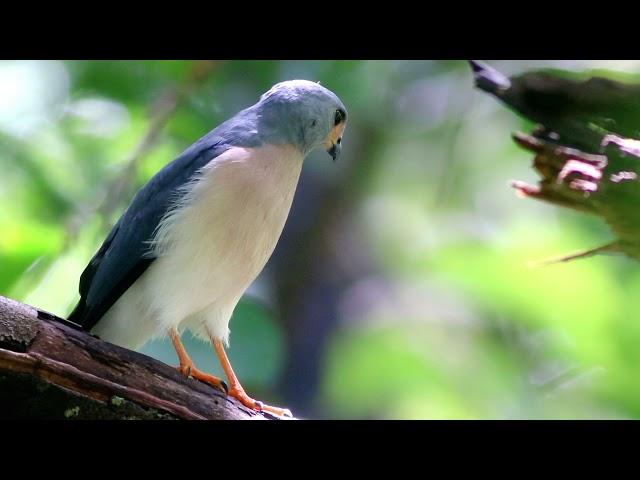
(325, 121, 346, 162)
(327, 139, 341, 161)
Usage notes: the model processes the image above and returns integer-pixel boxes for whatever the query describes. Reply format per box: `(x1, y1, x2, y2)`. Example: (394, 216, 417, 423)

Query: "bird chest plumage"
(152, 144, 304, 302)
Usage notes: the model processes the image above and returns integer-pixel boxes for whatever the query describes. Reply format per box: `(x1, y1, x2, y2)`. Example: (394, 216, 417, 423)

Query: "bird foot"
(176, 364, 228, 393)
(227, 386, 293, 418)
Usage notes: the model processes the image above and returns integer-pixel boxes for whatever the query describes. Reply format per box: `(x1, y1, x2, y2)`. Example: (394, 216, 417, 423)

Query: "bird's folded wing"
(68, 137, 232, 330)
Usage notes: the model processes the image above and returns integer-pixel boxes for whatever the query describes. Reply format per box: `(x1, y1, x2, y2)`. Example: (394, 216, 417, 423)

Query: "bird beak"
(327, 141, 341, 161)
(325, 122, 346, 162)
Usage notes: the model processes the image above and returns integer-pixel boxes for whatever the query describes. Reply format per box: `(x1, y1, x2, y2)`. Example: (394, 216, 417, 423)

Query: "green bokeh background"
(2, 60, 640, 419)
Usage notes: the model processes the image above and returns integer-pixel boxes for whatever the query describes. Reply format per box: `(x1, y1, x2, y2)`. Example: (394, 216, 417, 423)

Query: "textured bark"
(471, 61, 640, 261)
(0, 295, 285, 420)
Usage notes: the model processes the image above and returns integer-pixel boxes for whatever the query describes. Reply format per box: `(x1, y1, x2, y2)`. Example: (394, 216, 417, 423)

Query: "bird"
(68, 80, 348, 417)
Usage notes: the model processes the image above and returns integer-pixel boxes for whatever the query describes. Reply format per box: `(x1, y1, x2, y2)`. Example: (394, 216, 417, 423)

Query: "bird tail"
(66, 299, 87, 326)
(32, 304, 86, 331)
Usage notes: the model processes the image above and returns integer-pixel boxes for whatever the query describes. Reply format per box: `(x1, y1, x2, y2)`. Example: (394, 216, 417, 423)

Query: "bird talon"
(254, 400, 264, 410)
(177, 364, 192, 377)
(174, 359, 225, 391)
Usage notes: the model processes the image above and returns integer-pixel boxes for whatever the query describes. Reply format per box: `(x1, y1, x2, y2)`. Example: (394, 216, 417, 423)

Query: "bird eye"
(334, 109, 345, 126)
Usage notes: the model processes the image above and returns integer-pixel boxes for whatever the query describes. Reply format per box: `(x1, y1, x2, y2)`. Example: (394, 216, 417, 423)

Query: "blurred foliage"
(3, 60, 640, 418)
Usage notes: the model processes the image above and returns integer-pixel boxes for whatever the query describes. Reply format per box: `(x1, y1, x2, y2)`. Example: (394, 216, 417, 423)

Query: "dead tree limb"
(470, 60, 640, 261)
(0, 295, 285, 420)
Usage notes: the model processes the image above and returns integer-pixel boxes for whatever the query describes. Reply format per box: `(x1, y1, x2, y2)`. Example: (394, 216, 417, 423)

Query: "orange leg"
(212, 337, 292, 418)
(170, 329, 227, 392)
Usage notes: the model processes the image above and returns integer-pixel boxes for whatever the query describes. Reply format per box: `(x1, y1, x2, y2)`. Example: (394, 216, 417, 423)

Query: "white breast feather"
(92, 144, 304, 349)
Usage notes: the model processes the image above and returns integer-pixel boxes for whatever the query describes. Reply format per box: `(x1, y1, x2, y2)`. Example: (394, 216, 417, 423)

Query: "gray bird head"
(255, 80, 348, 160)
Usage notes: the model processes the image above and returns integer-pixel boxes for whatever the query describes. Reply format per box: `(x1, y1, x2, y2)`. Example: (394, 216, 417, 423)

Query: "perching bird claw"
(170, 329, 227, 392)
(176, 364, 228, 393)
(227, 385, 293, 418)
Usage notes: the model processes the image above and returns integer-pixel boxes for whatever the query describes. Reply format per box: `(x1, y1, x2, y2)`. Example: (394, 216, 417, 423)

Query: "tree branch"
(0, 295, 286, 420)
(470, 60, 640, 261)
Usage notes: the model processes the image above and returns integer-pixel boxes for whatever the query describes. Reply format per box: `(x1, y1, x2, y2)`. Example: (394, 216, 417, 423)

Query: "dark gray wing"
(68, 135, 232, 330)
